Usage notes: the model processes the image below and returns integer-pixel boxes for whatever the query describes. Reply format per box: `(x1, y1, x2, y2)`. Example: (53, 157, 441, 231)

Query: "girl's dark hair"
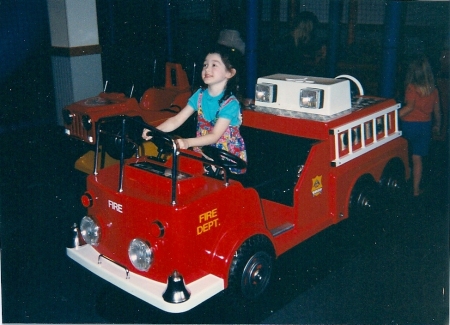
(204, 44, 244, 105)
(291, 11, 319, 31)
(290, 11, 319, 43)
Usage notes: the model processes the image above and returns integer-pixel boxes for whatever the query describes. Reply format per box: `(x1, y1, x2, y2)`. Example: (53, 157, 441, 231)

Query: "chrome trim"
(70, 223, 80, 248)
(118, 119, 126, 192)
(98, 254, 130, 279)
(92, 117, 231, 205)
(270, 222, 294, 237)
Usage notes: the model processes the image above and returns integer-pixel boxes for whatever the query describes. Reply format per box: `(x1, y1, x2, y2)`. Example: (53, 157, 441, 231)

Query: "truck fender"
(209, 225, 275, 287)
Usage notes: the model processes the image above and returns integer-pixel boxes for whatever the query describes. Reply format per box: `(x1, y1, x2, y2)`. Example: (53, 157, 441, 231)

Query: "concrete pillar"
(47, 0, 103, 125)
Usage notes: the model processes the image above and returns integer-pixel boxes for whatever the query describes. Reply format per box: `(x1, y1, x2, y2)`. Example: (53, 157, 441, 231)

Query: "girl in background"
(400, 55, 441, 196)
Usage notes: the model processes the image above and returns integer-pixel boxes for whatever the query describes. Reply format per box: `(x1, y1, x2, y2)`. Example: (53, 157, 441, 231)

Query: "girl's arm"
(177, 118, 231, 149)
(400, 85, 416, 118)
(142, 105, 195, 140)
(399, 99, 415, 118)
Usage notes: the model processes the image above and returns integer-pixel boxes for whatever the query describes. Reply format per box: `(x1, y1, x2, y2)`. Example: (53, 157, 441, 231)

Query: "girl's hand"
(432, 125, 441, 136)
(142, 128, 152, 141)
(176, 138, 189, 149)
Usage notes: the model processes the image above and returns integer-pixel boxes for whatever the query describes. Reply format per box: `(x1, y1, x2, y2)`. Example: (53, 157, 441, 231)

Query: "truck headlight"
(255, 83, 277, 103)
(62, 109, 73, 125)
(80, 216, 101, 246)
(82, 115, 92, 131)
(128, 239, 153, 272)
(299, 88, 323, 109)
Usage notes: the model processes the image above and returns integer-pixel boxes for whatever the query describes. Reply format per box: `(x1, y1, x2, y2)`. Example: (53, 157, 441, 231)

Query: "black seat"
(235, 126, 316, 206)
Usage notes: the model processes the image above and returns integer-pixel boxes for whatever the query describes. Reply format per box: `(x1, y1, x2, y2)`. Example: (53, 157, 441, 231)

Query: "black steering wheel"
(201, 146, 247, 171)
(151, 134, 174, 153)
(144, 125, 176, 161)
(102, 118, 141, 160)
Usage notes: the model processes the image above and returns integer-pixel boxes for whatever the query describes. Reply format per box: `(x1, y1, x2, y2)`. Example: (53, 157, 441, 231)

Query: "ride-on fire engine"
(67, 74, 409, 313)
(62, 62, 192, 173)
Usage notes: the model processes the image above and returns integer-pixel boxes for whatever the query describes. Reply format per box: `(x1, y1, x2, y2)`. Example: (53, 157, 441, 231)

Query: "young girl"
(399, 55, 441, 196)
(142, 45, 247, 173)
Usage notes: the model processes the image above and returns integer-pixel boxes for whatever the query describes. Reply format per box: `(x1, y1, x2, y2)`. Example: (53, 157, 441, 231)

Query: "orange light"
(150, 220, 165, 238)
(81, 193, 93, 207)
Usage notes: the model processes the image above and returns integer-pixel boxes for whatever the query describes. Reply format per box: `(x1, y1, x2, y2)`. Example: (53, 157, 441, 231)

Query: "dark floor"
(0, 124, 449, 324)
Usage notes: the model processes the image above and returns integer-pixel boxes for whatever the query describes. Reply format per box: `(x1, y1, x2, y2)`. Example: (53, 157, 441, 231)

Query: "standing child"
(399, 55, 441, 196)
(142, 45, 247, 173)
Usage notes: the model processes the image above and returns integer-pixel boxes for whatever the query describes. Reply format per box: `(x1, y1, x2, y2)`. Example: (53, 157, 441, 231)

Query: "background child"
(399, 55, 441, 196)
(265, 11, 327, 76)
(142, 45, 247, 173)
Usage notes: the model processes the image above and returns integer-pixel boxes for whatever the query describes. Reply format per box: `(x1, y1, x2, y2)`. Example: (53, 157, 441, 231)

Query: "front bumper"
(67, 245, 224, 313)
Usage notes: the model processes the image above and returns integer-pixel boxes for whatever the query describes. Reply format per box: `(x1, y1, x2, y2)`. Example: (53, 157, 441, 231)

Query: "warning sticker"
(311, 176, 323, 197)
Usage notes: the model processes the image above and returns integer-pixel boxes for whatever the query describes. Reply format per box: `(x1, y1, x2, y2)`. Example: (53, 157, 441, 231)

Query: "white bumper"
(67, 245, 224, 313)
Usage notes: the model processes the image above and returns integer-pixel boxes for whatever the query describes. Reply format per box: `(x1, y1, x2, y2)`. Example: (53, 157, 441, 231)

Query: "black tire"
(349, 176, 380, 220)
(228, 235, 274, 300)
(379, 160, 407, 202)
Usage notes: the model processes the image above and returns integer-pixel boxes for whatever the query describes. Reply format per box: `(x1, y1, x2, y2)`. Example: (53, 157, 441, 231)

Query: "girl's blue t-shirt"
(188, 88, 241, 126)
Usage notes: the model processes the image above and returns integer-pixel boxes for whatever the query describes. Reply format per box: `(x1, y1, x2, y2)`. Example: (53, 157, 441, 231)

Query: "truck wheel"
(380, 160, 406, 202)
(228, 236, 274, 300)
(349, 176, 380, 219)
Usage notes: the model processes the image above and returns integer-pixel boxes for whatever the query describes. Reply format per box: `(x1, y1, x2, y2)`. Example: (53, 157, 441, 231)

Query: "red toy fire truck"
(67, 74, 409, 313)
(62, 62, 192, 173)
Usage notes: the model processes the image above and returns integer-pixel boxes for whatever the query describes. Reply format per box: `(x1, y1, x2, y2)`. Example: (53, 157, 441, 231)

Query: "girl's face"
(202, 53, 235, 88)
